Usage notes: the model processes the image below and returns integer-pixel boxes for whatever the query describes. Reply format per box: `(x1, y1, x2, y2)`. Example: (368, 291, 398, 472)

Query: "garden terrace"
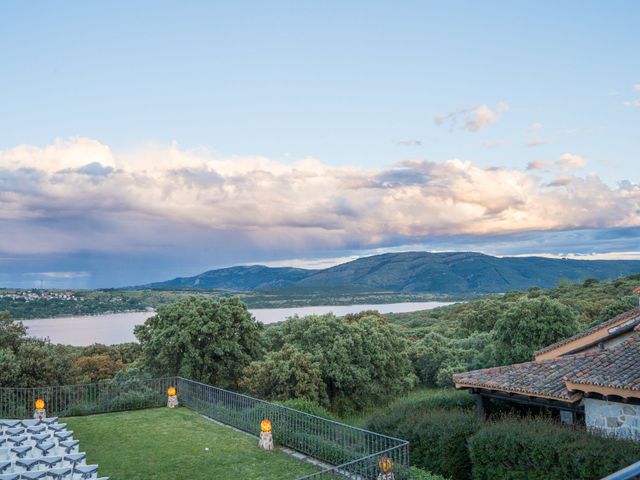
(0, 378, 410, 479)
(64, 408, 319, 479)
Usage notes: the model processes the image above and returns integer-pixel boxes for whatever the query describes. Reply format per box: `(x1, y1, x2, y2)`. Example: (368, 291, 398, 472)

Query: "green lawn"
(64, 408, 320, 480)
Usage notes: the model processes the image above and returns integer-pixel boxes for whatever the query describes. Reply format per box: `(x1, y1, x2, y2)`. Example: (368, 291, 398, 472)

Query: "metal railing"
(176, 377, 410, 479)
(0, 376, 411, 479)
(0, 377, 174, 418)
(602, 461, 640, 480)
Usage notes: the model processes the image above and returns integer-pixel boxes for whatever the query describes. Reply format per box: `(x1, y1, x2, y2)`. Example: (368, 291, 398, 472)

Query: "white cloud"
(527, 139, 546, 148)
(557, 153, 587, 170)
(434, 102, 507, 132)
(466, 105, 496, 131)
(0, 138, 638, 258)
(510, 251, 640, 261)
(526, 160, 550, 170)
(633, 84, 640, 92)
(624, 99, 640, 108)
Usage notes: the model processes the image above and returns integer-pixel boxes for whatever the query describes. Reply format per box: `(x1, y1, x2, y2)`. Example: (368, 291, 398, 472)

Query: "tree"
(73, 354, 124, 383)
(134, 296, 263, 388)
(0, 311, 27, 352)
(266, 313, 416, 412)
(493, 297, 579, 364)
(240, 344, 328, 405)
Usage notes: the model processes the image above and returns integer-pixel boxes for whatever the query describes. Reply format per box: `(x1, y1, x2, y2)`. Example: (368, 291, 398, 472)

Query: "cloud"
(526, 160, 550, 170)
(434, 102, 508, 132)
(526, 139, 546, 148)
(528, 122, 544, 132)
(0, 138, 638, 267)
(624, 100, 640, 108)
(547, 176, 573, 187)
(634, 84, 640, 92)
(26, 271, 91, 279)
(557, 153, 587, 170)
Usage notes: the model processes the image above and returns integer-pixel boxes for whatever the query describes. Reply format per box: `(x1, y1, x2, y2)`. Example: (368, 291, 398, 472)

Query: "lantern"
(260, 418, 272, 433)
(167, 386, 178, 408)
(377, 455, 394, 479)
(258, 418, 274, 450)
(33, 398, 46, 420)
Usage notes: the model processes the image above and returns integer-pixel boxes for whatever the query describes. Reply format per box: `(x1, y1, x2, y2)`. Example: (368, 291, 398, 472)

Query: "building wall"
(584, 398, 640, 441)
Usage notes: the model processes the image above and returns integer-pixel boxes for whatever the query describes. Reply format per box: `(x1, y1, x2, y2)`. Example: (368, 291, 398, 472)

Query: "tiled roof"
(534, 307, 640, 357)
(454, 331, 640, 401)
(453, 354, 590, 401)
(564, 334, 640, 392)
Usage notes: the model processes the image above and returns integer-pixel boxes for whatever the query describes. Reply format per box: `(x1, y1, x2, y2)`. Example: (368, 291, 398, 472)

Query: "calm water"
(22, 301, 453, 346)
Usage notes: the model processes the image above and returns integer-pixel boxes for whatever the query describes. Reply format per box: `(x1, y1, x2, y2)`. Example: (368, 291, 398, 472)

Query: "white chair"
(62, 454, 85, 469)
(58, 442, 78, 456)
(73, 465, 98, 479)
(10, 446, 32, 459)
(22, 472, 48, 480)
(48, 466, 73, 479)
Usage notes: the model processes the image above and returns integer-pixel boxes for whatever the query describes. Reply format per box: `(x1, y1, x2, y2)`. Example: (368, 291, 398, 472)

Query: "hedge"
(367, 408, 481, 480)
(410, 466, 449, 480)
(468, 415, 640, 480)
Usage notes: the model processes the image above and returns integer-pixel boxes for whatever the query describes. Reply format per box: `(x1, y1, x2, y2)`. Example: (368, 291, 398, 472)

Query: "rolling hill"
(137, 252, 640, 294)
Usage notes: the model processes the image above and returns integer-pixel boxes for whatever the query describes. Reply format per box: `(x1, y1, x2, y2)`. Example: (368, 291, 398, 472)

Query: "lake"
(22, 301, 453, 346)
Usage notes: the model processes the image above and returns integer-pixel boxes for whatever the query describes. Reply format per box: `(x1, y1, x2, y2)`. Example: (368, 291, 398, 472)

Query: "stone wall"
(584, 398, 640, 441)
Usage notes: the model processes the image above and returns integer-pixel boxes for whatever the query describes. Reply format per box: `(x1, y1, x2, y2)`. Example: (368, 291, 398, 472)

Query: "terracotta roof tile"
(454, 332, 640, 401)
(563, 334, 640, 392)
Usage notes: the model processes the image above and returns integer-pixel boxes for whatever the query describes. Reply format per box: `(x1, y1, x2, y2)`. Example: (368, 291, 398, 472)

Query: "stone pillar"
(259, 431, 274, 450)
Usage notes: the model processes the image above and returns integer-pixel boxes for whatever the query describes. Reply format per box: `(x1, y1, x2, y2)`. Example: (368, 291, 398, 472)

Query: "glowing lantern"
(377, 455, 394, 479)
(258, 418, 274, 450)
(260, 418, 272, 433)
(33, 398, 46, 420)
(167, 386, 178, 408)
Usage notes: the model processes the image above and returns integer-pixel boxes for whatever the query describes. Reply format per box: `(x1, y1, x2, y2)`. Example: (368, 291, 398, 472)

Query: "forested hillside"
(386, 274, 640, 387)
(140, 252, 640, 293)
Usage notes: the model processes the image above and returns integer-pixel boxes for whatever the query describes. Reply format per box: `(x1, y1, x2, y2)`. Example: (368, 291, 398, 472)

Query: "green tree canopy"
(134, 296, 263, 388)
(240, 344, 328, 405)
(493, 297, 579, 364)
(266, 313, 416, 412)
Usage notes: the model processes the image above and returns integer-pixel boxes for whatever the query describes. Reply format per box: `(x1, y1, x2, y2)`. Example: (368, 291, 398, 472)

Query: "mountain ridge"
(135, 251, 640, 294)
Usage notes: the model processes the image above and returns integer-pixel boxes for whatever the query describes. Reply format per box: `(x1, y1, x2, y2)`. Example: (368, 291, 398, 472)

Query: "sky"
(0, 1, 639, 288)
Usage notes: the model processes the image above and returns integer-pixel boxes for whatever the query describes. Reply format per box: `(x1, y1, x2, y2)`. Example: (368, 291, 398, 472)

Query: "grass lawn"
(64, 408, 320, 480)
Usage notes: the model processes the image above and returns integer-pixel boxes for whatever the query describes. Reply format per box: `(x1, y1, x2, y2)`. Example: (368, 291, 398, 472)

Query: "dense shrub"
(370, 389, 476, 425)
(277, 398, 335, 420)
(367, 408, 481, 480)
(410, 467, 449, 480)
(468, 415, 640, 480)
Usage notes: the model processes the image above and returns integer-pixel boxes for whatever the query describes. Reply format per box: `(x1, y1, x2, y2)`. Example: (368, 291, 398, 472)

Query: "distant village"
(0, 289, 78, 302)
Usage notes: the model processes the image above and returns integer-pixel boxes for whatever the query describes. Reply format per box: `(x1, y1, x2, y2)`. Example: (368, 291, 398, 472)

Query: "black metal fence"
(0, 377, 174, 418)
(1, 376, 411, 479)
(176, 377, 410, 479)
